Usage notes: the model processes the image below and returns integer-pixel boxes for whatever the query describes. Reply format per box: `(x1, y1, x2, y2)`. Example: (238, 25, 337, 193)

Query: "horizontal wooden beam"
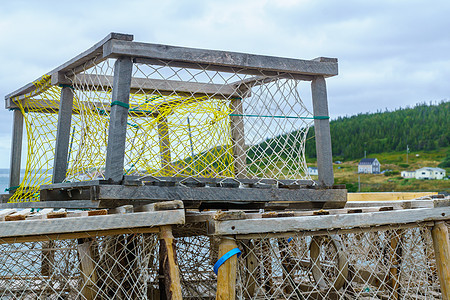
(347, 192, 438, 201)
(5, 33, 133, 107)
(104, 40, 338, 77)
(73, 74, 241, 98)
(212, 206, 450, 235)
(0, 209, 184, 240)
(0, 227, 159, 244)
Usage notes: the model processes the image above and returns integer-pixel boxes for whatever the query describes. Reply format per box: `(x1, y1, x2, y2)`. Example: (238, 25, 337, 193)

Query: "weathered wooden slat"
(0, 209, 184, 239)
(212, 207, 450, 235)
(74, 74, 240, 98)
(431, 221, 450, 300)
(348, 192, 438, 201)
(95, 185, 346, 203)
(104, 40, 338, 77)
(9, 110, 23, 192)
(5, 33, 133, 104)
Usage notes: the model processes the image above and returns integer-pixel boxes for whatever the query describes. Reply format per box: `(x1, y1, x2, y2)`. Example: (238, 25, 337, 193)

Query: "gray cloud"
(0, 0, 448, 167)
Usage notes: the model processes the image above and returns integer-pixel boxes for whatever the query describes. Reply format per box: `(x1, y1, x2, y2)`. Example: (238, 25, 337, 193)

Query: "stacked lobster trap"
(2, 33, 450, 299)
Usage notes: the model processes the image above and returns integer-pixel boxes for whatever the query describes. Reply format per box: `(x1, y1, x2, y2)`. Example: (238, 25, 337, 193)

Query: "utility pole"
(406, 145, 409, 163)
(358, 175, 361, 192)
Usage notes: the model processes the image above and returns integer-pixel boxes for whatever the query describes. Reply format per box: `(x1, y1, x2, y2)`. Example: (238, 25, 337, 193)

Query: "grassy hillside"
(328, 148, 449, 193)
(251, 101, 449, 192)
(305, 101, 449, 161)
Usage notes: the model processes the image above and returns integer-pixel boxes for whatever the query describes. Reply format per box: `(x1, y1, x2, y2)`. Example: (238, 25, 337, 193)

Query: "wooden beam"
(212, 207, 450, 235)
(159, 225, 183, 300)
(5, 33, 133, 105)
(52, 85, 74, 183)
(431, 221, 450, 300)
(94, 185, 347, 203)
(347, 192, 438, 202)
(158, 116, 172, 175)
(104, 57, 133, 182)
(215, 236, 239, 300)
(311, 76, 334, 187)
(0, 210, 185, 239)
(104, 40, 338, 77)
(230, 97, 247, 177)
(78, 239, 99, 299)
(74, 74, 240, 98)
(8, 109, 23, 192)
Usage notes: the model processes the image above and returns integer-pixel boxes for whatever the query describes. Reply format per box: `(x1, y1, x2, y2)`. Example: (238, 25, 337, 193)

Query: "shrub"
(399, 163, 409, 168)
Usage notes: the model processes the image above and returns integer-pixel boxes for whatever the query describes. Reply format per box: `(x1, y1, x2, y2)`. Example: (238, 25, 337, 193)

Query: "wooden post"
(311, 76, 334, 187)
(157, 116, 172, 176)
(104, 57, 133, 182)
(52, 84, 74, 183)
(78, 238, 99, 300)
(159, 225, 182, 300)
(216, 236, 239, 300)
(41, 241, 55, 277)
(230, 97, 247, 178)
(9, 109, 23, 193)
(242, 239, 257, 297)
(388, 230, 402, 299)
(431, 221, 450, 300)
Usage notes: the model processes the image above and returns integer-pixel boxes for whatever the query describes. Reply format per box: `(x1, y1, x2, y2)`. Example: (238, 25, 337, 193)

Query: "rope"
(111, 101, 130, 109)
(213, 248, 241, 275)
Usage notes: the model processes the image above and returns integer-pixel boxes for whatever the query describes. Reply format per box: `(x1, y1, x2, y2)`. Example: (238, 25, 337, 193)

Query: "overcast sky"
(0, 0, 449, 168)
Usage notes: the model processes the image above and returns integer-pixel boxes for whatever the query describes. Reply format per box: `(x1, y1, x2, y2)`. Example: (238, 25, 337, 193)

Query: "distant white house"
(307, 167, 318, 176)
(358, 158, 381, 174)
(415, 167, 446, 180)
(401, 171, 415, 178)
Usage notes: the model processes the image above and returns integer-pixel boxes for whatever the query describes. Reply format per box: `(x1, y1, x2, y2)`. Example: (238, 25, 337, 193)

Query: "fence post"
(52, 84, 74, 183)
(431, 221, 450, 300)
(311, 76, 334, 187)
(104, 57, 133, 181)
(216, 236, 239, 300)
(9, 109, 23, 193)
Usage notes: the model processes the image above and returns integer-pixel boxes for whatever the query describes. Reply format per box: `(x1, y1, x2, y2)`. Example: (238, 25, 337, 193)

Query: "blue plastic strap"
(213, 247, 241, 275)
(287, 237, 293, 243)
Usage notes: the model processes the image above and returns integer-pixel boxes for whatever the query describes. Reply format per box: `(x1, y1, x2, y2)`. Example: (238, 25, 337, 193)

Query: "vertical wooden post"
(105, 57, 133, 182)
(230, 97, 247, 178)
(157, 116, 172, 175)
(431, 221, 450, 300)
(52, 84, 74, 183)
(311, 76, 334, 187)
(388, 230, 402, 299)
(242, 239, 257, 297)
(78, 238, 99, 300)
(159, 225, 182, 300)
(216, 236, 239, 300)
(9, 109, 23, 193)
(41, 241, 55, 277)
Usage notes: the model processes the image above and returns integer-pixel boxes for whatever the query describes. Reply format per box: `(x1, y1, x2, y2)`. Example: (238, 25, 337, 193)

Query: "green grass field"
(309, 147, 450, 193)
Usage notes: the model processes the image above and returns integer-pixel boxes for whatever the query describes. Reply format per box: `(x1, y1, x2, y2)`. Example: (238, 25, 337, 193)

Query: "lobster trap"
(0, 199, 449, 299)
(5, 32, 342, 209)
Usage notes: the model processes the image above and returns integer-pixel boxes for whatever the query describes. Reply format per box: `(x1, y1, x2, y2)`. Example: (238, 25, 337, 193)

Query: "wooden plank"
(74, 74, 240, 98)
(212, 207, 450, 235)
(5, 33, 133, 103)
(348, 192, 438, 201)
(346, 199, 449, 209)
(230, 97, 247, 178)
(95, 185, 347, 203)
(78, 240, 99, 299)
(159, 225, 183, 300)
(52, 85, 74, 183)
(104, 40, 338, 77)
(8, 110, 23, 192)
(215, 237, 239, 300)
(0, 209, 17, 221)
(311, 76, 334, 187)
(431, 221, 450, 300)
(104, 57, 133, 182)
(0, 209, 184, 239)
(158, 116, 172, 174)
(0, 227, 159, 244)
(0, 200, 101, 209)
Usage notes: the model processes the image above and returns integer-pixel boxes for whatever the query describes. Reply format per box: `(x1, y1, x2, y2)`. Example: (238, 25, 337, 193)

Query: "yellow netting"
(9, 59, 313, 202)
